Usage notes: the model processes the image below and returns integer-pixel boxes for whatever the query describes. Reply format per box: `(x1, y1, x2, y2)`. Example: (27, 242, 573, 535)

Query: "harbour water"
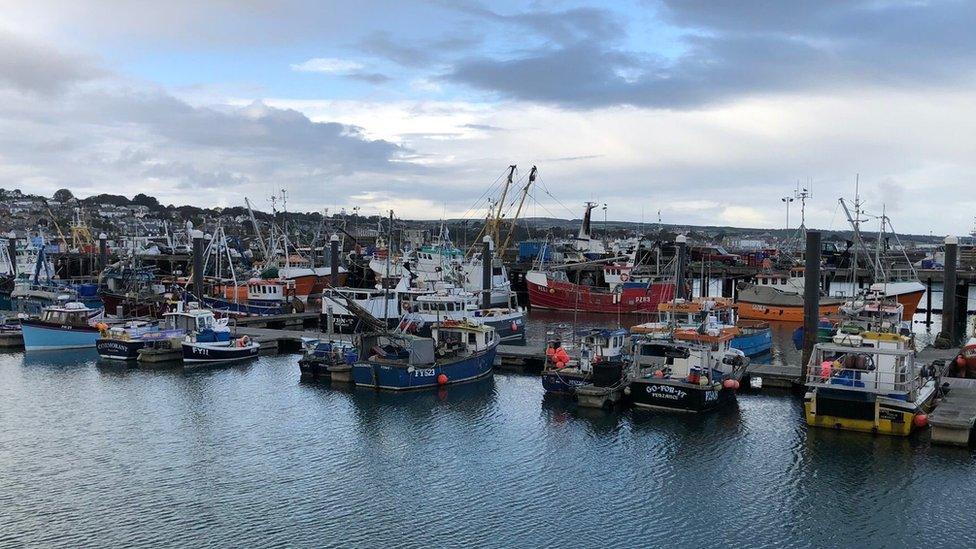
(2, 308, 975, 547)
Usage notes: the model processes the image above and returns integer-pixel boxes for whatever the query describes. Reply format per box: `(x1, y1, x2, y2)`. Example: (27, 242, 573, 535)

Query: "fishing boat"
(626, 326, 748, 413)
(736, 267, 846, 322)
(541, 328, 630, 407)
(791, 291, 912, 350)
(526, 269, 676, 314)
(21, 301, 104, 351)
(203, 278, 302, 316)
(351, 320, 498, 391)
(167, 302, 260, 364)
(803, 332, 937, 436)
(404, 287, 525, 344)
(321, 277, 432, 333)
(95, 316, 186, 360)
(631, 297, 772, 357)
(298, 339, 359, 382)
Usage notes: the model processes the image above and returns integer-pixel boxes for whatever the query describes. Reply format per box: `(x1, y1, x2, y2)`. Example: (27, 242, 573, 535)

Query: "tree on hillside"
(53, 189, 74, 202)
(132, 193, 160, 209)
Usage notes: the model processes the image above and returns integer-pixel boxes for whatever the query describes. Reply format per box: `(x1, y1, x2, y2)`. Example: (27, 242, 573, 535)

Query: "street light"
(781, 196, 794, 230)
(602, 203, 608, 239)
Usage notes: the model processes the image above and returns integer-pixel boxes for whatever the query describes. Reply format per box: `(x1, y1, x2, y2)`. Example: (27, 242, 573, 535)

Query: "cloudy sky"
(1, 1, 974, 234)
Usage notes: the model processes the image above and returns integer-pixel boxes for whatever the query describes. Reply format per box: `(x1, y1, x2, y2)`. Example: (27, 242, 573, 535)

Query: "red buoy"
(913, 414, 929, 428)
(437, 373, 448, 386)
(723, 379, 736, 389)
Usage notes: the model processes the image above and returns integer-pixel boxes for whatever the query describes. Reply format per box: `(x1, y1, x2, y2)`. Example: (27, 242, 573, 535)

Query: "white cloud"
(290, 57, 364, 74)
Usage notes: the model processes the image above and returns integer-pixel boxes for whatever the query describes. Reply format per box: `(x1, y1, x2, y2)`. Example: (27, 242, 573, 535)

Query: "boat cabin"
(806, 343, 923, 398)
(632, 330, 736, 380)
(247, 278, 294, 303)
(578, 328, 628, 370)
(753, 267, 805, 292)
(40, 301, 95, 327)
(162, 302, 219, 333)
(431, 321, 497, 356)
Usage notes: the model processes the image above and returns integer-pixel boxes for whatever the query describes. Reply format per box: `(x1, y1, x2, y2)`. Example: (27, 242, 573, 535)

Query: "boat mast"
(383, 209, 393, 334)
(499, 165, 535, 257)
(244, 197, 269, 261)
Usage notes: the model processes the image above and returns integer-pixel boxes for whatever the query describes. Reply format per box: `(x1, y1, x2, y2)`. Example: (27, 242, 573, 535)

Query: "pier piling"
(330, 234, 340, 287)
(675, 234, 687, 300)
(802, 231, 822, 368)
(942, 236, 958, 343)
(191, 230, 205, 299)
(98, 233, 108, 271)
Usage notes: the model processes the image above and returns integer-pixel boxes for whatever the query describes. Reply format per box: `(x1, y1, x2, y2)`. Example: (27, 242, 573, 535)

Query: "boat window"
(468, 333, 477, 345)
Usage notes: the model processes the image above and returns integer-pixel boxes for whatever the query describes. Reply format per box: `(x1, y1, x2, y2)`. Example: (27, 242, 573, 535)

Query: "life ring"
(620, 273, 630, 282)
(401, 302, 411, 313)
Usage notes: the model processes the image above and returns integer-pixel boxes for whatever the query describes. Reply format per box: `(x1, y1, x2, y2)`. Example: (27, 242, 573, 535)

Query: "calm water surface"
(2, 309, 975, 548)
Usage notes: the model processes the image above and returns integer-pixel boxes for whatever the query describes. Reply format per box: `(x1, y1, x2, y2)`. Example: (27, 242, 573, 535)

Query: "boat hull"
(541, 368, 590, 394)
(352, 346, 497, 391)
(96, 338, 144, 360)
(731, 328, 772, 357)
(892, 289, 924, 320)
(629, 379, 735, 412)
(182, 341, 260, 364)
(736, 302, 842, 322)
(21, 320, 100, 351)
(203, 296, 287, 316)
(527, 273, 675, 314)
(803, 387, 934, 436)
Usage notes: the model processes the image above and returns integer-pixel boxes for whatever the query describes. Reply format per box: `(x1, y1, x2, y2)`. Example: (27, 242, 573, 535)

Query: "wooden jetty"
(743, 363, 802, 389)
(231, 312, 319, 329)
(496, 341, 546, 371)
(929, 378, 976, 447)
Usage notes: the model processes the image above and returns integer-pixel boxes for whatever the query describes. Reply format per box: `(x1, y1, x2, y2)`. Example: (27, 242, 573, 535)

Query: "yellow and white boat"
(803, 331, 937, 436)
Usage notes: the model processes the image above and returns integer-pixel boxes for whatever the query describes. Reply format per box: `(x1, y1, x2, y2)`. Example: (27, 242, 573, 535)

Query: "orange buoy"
(913, 414, 929, 428)
(437, 373, 448, 385)
(956, 356, 967, 368)
(653, 370, 665, 378)
(723, 379, 736, 389)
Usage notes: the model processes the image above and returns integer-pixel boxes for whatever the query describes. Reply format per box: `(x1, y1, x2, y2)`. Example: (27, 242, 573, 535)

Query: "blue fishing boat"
(541, 328, 630, 397)
(169, 303, 260, 365)
(352, 321, 498, 390)
(21, 301, 104, 351)
(631, 297, 772, 357)
(731, 320, 772, 357)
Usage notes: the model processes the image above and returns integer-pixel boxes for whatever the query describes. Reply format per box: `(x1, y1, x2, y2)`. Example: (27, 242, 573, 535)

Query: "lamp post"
(781, 196, 794, 230)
